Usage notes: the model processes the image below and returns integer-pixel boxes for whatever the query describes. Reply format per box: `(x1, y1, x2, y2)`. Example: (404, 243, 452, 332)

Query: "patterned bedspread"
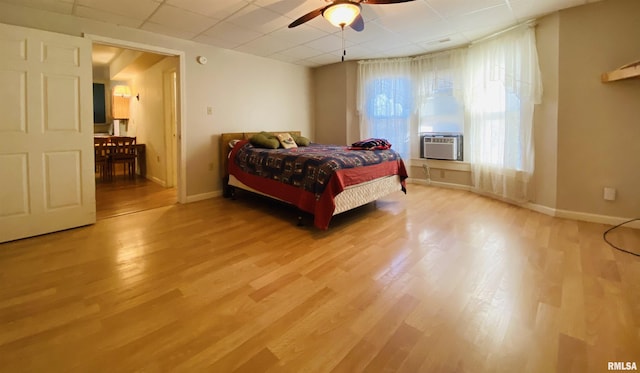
(232, 142, 404, 196)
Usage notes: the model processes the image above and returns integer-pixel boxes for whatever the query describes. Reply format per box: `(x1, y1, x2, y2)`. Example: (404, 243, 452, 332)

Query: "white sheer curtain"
(357, 58, 413, 159)
(464, 25, 542, 202)
(413, 48, 467, 110)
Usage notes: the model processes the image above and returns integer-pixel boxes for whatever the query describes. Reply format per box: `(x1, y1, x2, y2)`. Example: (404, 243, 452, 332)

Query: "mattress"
(228, 174, 402, 216)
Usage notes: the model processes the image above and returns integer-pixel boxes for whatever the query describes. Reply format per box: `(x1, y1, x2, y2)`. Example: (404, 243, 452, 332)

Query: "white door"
(0, 23, 95, 243)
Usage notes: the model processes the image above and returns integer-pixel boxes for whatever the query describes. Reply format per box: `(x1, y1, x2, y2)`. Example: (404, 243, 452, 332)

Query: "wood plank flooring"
(1, 184, 639, 372)
(95, 173, 177, 220)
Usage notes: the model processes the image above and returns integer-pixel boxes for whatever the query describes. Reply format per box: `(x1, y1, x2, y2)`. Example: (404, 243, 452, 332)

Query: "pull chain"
(341, 25, 346, 62)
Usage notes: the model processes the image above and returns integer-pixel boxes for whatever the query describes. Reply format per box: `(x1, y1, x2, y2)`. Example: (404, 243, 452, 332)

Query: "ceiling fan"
(288, 0, 416, 32)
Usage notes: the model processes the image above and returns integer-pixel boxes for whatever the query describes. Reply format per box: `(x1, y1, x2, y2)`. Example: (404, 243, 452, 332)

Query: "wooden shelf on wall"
(601, 60, 640, 83)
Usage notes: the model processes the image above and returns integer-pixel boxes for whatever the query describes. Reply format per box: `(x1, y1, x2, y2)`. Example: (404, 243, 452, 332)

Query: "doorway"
(90, 37, 185, 219)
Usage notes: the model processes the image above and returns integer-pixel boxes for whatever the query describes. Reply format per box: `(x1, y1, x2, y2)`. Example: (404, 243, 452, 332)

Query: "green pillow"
(293, 135, 310, 146)
(249, 133, 280, 149)
(259, 131, 277, 139)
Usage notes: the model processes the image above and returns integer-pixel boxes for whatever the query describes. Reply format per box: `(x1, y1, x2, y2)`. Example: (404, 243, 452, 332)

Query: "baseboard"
(554, 209, 640, 229)
(524, 202, 557, 217)
(185, 190, 222, 203)
(407, 178, 472, 192)
(146, 175, 166, 187)
(408, 179, 639, 229)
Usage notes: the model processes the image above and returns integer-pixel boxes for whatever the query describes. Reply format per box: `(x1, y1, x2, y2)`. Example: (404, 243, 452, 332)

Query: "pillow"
(259, 131, 281, 147)
(259, 131, 276, 138)
(276, 132, 298, 149)
(249, 133, 280, 149)
(350, 138, 392, 150)
(292, 135, 310, 147)
(228, 139, 241, 149)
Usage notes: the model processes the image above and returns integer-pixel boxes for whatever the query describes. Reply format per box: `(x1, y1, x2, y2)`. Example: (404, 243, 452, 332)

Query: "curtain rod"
(471, 19, 537, 45)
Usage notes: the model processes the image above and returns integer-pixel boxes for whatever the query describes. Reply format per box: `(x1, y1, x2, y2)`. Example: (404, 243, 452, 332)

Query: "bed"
(220, 131, 408, 229)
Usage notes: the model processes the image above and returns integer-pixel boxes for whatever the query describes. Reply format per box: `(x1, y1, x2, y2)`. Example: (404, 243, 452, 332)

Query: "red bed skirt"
(228, 147, 407, 229)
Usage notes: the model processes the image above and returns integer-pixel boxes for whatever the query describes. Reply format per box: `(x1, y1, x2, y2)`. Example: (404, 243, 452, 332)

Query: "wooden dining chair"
(110, 136, 137, 178)
(94, 137, 112, 181)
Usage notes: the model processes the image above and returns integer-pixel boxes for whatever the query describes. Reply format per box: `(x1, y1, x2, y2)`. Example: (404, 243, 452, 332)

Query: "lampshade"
(323, 2, 361, 28)
(113, 85, 131, 98)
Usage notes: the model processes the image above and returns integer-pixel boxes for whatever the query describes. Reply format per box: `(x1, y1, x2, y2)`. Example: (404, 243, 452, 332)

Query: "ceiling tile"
(267, 24, 328, 45)
(425, 0, 506, 18)
(381, 42, 430, 58)
(356, 37, 411, 57)
(77, 0, 160, 20)
(342, 22, 392, 46)
(226, 4, 291, 34)
(75, 5, 145, 28)
(140, 21, 200, 40)
(276, 44, 323, 60)
(192, 34, 244, 50)
(268, 52, 302, 64)
(373, 0, 441, 28)
(92, 44, 123, 65)
(382, 13, 456, 43)
(1, 0, 73, 14)
(165, 0, 248, 19)
(446, 4, 517, 34)
(234, 34, 297, 56)
(303, 52, 345, 66)
(340, 44, 380, 60)
(201, 21, 263, 45)
(147, 4, 220, 35)
(305, 33, 358, 54)
(253, 0, 310, 18)
(418, 32, 468, 51)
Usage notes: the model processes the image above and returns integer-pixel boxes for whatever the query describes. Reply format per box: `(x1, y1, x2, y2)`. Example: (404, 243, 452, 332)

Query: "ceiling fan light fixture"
(322, 2, 361, 28)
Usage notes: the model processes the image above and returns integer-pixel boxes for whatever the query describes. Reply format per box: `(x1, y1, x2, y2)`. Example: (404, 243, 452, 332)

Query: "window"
(418, 77, 464, 134)
(465, 25, 542, 201)
(363, 77, 412, 158)
(472, 85, 523, 169)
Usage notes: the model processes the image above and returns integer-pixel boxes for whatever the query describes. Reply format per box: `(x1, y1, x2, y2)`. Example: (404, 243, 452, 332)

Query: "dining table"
(94, 135, 146, 177)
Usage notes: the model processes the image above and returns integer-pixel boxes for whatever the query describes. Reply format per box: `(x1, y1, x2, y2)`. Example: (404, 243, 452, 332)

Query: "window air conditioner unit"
(421, 134, 462, 161)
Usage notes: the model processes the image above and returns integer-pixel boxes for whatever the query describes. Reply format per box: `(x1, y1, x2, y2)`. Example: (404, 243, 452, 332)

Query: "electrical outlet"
(604, 187, 616, 201)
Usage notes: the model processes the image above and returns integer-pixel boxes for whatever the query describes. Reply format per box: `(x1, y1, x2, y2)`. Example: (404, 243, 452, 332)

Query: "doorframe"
(163, 69, 178, 188)
(83, 33, 187, 204)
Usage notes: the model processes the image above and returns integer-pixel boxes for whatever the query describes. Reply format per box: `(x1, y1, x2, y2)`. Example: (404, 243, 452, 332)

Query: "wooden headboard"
(220, 131, 302, 178)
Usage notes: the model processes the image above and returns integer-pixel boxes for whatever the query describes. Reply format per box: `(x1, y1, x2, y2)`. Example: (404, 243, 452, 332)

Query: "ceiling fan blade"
(363, 0, 415, 4)
(288, 7, 324, 28)
(350, 14, 364, 32)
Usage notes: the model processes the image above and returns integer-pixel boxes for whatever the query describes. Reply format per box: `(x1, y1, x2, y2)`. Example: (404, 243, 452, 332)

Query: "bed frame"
(220, 131, 404, 227)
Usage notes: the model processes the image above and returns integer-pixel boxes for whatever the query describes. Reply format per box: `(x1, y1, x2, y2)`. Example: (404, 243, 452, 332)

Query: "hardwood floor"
(95, 172, 177, 220)
(1, 184, 639, 372)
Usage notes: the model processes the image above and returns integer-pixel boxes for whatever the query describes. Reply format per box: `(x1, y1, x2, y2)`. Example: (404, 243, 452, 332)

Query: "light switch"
(207, 106, 213, 115)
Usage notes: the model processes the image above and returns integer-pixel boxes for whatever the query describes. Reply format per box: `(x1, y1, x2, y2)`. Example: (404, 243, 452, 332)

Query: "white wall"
(556, 0, 640, 219)
(313, 60, 358, 146)
(128, 57, 179, 186)
(0, 2, 314, 200)
(314, 62, 348, 145)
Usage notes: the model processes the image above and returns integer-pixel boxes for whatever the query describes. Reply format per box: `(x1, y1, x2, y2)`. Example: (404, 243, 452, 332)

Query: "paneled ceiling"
(0, 0, 601, 67)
